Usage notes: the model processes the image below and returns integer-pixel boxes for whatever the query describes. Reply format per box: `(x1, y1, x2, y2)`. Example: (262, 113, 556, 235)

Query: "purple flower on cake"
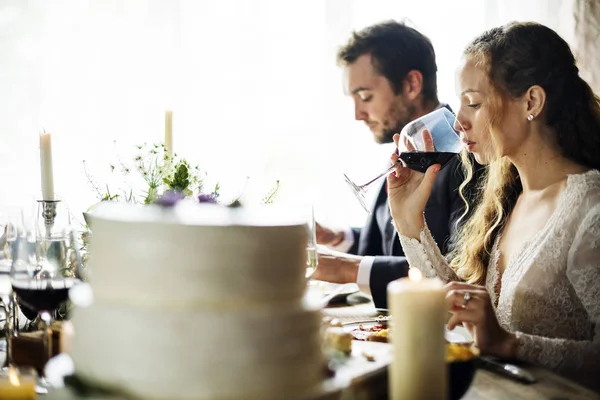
(198, 193, 217, 204)
(155, 190, 186, 207)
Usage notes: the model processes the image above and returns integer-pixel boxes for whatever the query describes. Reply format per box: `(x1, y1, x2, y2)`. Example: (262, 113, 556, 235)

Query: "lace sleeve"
(396, 222, 460, 283)
(516, 204, 600, 379)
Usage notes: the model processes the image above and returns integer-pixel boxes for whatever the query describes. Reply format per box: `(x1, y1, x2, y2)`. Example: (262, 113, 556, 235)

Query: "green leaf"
(169, 162, 191, 192)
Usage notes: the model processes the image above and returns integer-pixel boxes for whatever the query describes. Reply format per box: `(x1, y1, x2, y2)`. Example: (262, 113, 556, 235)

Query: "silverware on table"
(478, 357, 537, 384)
(320, 283, 355, 308)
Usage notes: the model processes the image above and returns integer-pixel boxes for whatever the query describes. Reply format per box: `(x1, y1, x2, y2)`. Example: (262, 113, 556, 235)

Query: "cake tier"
(86, 202, 309, 305)
(70, 297, 324, 400)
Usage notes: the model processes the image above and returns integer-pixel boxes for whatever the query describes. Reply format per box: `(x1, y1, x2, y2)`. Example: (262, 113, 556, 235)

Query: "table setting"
(0, 112, 598, 400)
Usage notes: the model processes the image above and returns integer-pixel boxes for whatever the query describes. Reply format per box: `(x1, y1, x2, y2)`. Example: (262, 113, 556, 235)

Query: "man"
(314, 21, 474, 308)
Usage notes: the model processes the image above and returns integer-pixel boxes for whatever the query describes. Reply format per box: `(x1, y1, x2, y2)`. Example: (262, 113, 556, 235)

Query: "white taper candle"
(164, 110, 173, 157)
(39, 131, 55, 200)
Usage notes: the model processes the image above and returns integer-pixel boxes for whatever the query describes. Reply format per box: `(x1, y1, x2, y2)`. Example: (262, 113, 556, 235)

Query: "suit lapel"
(376, 186, 395, 256)
(357, 180, 387, 255)
(384, 205, 395, 256)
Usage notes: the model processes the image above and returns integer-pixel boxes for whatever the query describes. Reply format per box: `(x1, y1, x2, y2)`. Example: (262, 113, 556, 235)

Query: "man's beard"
(377, 98, 416, 144)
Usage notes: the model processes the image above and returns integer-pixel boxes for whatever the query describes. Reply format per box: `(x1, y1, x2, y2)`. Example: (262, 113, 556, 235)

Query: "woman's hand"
(387, 131, 441, 238)
(445, 282, 520, 359)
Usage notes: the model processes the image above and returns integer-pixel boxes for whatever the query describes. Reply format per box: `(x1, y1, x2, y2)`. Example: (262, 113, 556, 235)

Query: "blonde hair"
(448, 22, 600, 284)
(451, 155, 520, 284)
(448, 34, 521, 284)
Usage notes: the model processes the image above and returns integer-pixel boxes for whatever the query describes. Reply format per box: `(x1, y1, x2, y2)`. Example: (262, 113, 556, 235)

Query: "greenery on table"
(83, 142, 215, 205)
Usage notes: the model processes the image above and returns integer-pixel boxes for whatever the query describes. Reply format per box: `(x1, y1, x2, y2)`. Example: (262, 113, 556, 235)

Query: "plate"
(310, 281, 360, 304)
(342, 321, 473, 344)
(445, 325, 473, 344)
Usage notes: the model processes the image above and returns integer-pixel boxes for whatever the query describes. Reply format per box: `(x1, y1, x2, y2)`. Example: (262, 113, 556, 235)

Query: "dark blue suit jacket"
(348, 155, 480, 308)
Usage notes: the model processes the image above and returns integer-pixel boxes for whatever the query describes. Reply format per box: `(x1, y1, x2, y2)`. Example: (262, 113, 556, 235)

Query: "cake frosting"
(70, 202, 325, 399)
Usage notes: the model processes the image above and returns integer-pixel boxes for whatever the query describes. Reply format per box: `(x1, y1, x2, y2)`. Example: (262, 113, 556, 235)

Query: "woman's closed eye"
(467, 103, 481, 109)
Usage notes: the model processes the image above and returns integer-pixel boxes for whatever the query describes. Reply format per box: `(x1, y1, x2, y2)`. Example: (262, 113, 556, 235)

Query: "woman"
(387, 22, 600, 390)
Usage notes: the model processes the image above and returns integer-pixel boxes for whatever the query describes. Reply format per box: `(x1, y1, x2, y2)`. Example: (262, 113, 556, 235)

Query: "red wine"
(399, 151, 457, 173)
(12, 278, 76, 317)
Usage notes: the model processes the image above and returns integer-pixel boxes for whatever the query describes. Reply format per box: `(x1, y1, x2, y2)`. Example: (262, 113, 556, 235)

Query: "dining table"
(9, 292, 600, 400)
(323, 296, 600, 400)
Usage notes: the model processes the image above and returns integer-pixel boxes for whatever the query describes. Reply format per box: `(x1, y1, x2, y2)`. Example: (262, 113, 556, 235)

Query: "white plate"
(342, 321, 473, 344)
(310, 281, 360, 301)
(445, 325, 473, 343)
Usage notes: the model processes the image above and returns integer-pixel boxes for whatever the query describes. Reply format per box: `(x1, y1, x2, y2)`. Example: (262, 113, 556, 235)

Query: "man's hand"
(315, 222, 344, 246)
(312, 250, 361, 284)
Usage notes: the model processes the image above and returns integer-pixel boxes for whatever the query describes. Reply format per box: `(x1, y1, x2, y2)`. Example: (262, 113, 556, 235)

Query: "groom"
(314, 21, 479, 308)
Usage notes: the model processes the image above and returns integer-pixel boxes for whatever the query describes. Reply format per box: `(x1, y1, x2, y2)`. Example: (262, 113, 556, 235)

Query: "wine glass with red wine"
(344, 108, 465, 213)
(10, 200, 80, 385)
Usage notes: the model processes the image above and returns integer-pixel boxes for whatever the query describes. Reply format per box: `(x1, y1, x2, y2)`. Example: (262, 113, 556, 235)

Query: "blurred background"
(0, 0, 596, 228)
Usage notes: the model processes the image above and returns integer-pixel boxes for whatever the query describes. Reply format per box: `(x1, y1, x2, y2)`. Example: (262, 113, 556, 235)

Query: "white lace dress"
(398, 169, 600, 391)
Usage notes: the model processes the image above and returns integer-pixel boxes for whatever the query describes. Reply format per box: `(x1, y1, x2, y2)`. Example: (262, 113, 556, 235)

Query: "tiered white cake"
(70, 202, 325, 400)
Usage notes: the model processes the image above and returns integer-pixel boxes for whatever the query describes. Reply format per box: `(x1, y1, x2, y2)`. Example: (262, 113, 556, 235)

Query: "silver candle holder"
(37, 199, 85, 281)
(38, 199, 59, 238)
(36, 200, 69, 276)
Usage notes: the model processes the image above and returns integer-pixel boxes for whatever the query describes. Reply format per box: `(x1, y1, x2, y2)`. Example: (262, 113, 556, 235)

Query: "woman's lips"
(463, 140, 476, 151)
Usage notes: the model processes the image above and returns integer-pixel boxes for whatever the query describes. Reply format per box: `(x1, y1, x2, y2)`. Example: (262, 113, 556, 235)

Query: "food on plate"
(367, 328, 389, 343)
(324, 327, 353, 355)
(446, 343, 479, 363)
(321, 316, 343, 327)
(348, 323, 389, 342)
(362, 351, 376, 362)
(348, 323, 479, 363)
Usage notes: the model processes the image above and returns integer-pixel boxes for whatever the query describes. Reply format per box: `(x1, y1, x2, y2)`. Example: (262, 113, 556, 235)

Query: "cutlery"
(320, 283, 354, 308)
(478, 357, 537, 384)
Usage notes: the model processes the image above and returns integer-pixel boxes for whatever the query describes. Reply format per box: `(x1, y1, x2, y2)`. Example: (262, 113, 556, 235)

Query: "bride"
(387, 21, 600, 391)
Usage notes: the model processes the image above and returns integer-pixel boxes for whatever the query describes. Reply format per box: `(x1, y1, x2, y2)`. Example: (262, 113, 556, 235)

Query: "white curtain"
(0, 0, 588, 228)
(572, 0, 600, 94)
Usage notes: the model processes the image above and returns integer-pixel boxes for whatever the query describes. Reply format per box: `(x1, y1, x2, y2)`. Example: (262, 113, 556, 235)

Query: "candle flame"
(408, 267, 422, 282)
(8, 367, 20, 386)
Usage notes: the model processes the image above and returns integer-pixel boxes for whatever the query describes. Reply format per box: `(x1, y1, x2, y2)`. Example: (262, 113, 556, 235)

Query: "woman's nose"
(454, 113, 469, 132)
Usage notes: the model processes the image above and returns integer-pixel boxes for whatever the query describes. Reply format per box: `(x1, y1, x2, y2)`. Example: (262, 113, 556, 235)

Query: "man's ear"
(402, 70, 423, 101)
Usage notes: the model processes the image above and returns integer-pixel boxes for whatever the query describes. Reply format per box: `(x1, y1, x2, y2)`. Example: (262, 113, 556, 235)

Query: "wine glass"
(10, 200, 80, 387)
(344, 107, 465, 213)
(0, 207, 21, 372)
(305, 205, 318, 279)
(0, 207, 20, 272)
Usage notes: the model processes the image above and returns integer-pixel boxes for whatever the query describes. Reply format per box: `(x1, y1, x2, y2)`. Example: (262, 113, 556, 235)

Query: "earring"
(527, 114, 534, 121)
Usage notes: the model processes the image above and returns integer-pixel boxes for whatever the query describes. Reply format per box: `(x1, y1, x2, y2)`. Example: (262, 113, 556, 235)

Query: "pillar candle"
(388, 268, 447, 400)
(164, 110, 173, 157)
(39, 131, 55, 200)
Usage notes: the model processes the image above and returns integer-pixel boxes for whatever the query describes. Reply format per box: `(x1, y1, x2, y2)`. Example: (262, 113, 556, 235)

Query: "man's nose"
(354, 104, 367, 121)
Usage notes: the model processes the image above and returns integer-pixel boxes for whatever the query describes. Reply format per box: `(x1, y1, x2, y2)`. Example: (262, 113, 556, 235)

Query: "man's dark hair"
(337, 20, 438, 105)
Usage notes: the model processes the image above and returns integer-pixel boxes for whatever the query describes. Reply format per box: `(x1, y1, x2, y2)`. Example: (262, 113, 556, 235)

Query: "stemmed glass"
(305, 205, 318, 280)
(0, 207, 21, 372)
(344, 108, 465, 213)
(10, 200, 80, 381)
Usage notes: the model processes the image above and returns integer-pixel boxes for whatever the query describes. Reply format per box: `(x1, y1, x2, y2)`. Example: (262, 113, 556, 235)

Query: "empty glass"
(305, 205, 317, 279)
(344, 108, 464, 213)
(0, 207, 21, 373)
